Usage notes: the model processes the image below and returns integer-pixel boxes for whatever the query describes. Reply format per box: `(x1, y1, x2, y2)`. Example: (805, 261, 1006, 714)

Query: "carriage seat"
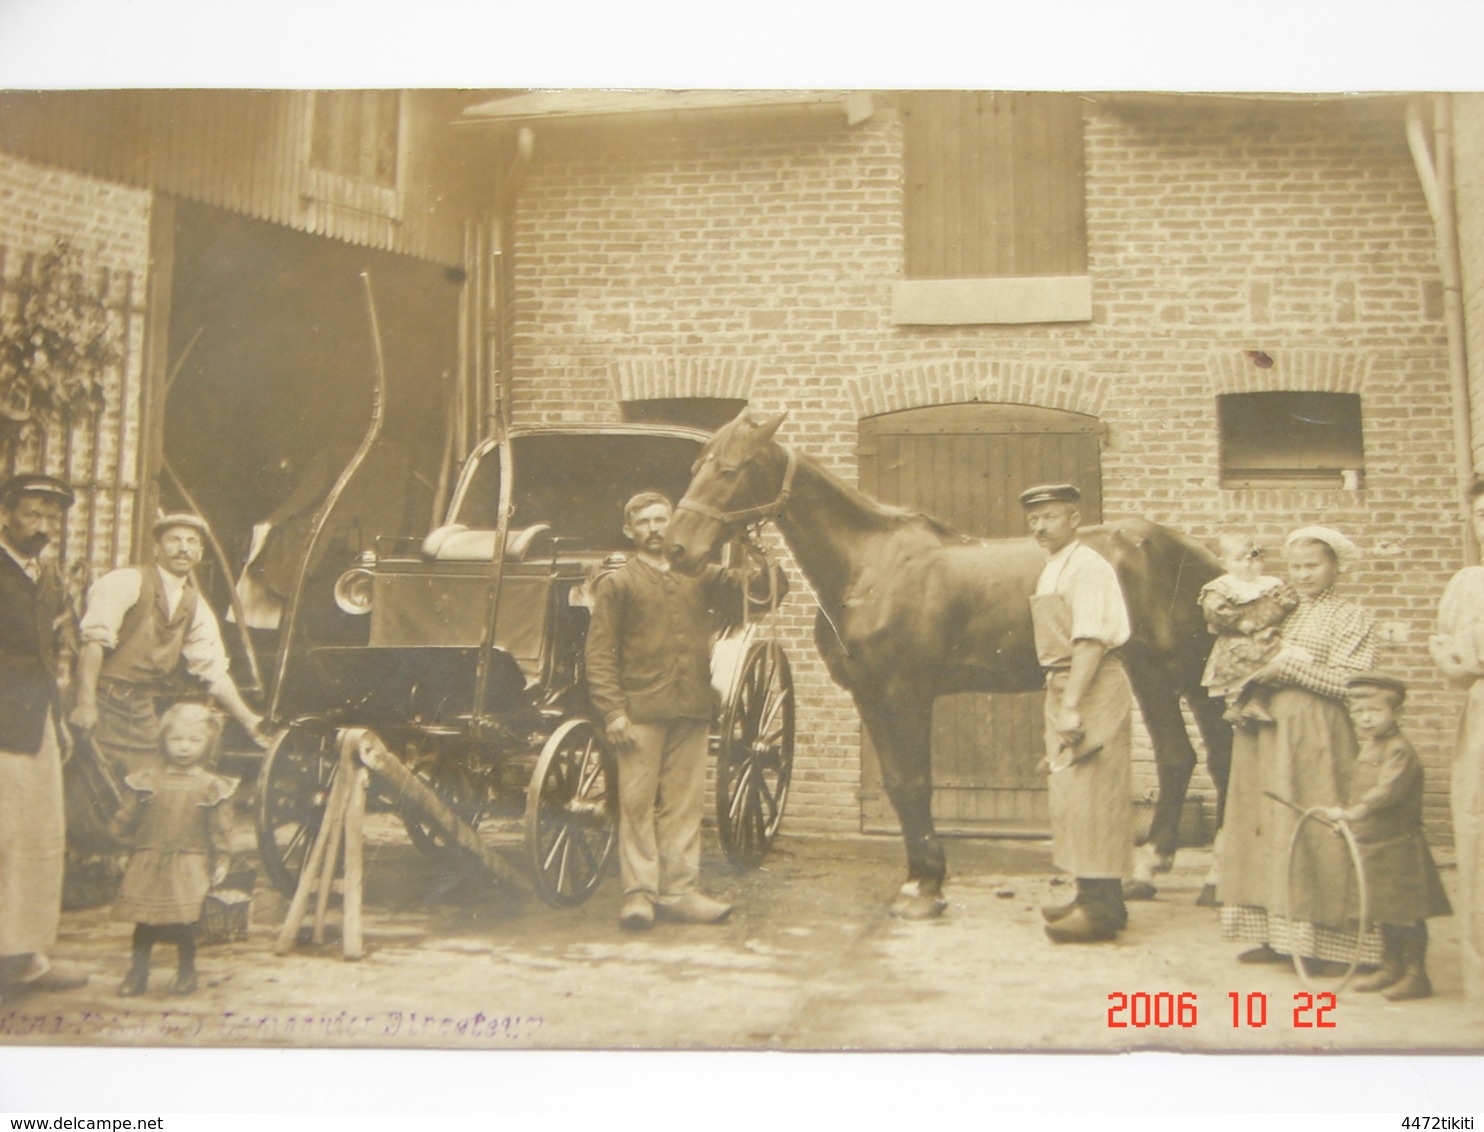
(421, 522, 553, 562)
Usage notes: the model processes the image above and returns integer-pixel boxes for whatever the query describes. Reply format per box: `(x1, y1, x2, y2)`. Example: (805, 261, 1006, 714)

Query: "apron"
(1455, 677, 1484, 1002)
(1031, 589, 1134, 879)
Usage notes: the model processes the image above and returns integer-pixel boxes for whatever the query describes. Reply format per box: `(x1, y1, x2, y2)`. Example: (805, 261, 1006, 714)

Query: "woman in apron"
(1218, 524, 1381, 973)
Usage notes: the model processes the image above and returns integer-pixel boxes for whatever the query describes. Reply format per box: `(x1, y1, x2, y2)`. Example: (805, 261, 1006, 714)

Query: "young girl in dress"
(111, 702, 237, 996)
(1199, 534, 1301, 726)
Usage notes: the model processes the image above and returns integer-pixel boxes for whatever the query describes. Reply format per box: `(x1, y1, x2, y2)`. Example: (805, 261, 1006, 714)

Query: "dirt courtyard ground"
(5, 813, 1483, 1058)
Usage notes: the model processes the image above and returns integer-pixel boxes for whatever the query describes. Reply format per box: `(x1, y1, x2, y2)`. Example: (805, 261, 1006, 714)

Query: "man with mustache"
(0, 474, 91, 1001)
(70, 513, 269, 776)
(585, 491, 766, 931)
(1022, 483, 1135, 944)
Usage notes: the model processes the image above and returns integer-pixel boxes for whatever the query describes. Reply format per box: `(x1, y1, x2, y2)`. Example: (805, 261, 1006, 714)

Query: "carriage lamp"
(334, 563, 376, 615)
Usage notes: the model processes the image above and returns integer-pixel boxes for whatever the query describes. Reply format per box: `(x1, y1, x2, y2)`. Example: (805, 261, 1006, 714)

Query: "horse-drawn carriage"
(253, 423, 795, 907)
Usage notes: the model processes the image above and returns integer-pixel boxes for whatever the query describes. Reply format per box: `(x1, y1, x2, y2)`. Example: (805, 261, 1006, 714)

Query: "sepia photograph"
(0, 0, 1482, 1116)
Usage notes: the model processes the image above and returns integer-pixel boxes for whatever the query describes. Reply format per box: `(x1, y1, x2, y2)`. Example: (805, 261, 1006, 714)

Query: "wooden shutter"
(903, 91, 1087, 280)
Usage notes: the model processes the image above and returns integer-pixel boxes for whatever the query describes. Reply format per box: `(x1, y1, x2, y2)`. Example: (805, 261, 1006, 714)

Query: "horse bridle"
(675, 444, 798, 529)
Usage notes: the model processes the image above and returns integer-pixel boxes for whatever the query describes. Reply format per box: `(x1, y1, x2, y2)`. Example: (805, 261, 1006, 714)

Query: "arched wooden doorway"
(857, 402, 1104, 835)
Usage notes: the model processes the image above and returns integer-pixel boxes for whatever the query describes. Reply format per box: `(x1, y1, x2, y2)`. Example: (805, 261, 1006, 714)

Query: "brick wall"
(1453, 92, 1484, 475)
(509, 99, 1462, 841)
(0, 150, 153, 575)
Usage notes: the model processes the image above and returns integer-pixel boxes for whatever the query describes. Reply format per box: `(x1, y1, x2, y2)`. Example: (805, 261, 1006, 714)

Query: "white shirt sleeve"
(1064, 545, 1132, 649)
(78, 567, 145, 650)
(181, 589, 232, 687)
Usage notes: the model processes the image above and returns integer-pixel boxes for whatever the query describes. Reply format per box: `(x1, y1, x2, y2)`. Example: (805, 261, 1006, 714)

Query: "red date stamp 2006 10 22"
(1106, 991, 1338, 1029)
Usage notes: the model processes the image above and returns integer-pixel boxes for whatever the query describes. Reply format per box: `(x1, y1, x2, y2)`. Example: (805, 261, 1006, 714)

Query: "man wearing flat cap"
(1021, 483, 1135, 943)
(0, 473, 91, 999)
(70, 512, 270, 775)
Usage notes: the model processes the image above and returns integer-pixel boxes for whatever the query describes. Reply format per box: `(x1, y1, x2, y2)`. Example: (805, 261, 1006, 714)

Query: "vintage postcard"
(0, 2, 1482, 1116)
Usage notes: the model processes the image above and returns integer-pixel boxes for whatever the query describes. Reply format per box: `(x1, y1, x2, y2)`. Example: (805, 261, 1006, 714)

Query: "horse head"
(666, 408, 790, 574)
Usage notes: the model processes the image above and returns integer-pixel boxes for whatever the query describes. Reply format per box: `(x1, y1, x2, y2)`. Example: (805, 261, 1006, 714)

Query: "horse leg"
(1124, 654, 1197, 894)
(1187, 687, 1233, 826)
(1186, 686, 1234, 906)
(859, 695, 946, 920)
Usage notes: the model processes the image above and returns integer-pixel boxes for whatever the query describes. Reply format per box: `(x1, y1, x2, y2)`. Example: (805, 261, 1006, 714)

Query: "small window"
(1217, 392, 1365, 489)
(621, 398, 748, 432)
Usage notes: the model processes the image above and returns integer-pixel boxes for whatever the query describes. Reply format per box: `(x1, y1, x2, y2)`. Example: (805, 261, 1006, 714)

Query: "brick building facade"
(504, 95, 1464, 840)
(1, 90, 1475, 845)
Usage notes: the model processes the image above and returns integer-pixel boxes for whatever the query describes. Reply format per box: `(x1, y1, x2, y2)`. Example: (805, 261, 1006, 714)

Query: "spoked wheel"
(715, 639, 794, 869)
(524, 718, 616, 907)
(400, 749, 484, 857)
(255, 718, 338, 897)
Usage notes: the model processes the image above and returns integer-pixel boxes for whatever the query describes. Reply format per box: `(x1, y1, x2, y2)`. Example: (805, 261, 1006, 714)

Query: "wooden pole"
(311, 737, 355, 943)
(342, 764, 368, 961)
(273, 754, 350, 956)
(352, 729, 531, 892)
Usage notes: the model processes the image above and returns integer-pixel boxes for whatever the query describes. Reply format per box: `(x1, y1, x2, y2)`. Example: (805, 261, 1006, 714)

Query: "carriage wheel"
(255, 718, 338, 898)
(716, 639, 794, 869)
(524, 718, 616, 906)
(400, 751, 484, 857)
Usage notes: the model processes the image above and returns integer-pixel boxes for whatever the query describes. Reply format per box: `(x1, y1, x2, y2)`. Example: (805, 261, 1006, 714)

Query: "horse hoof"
(891, 893, 948, 920)
(1122, 879, 1158, 902)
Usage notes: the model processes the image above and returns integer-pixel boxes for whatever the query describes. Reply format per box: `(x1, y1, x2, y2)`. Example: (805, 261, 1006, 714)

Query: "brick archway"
(608, 356, 756, 403)
(846, 360, 1108, 420)
(1206, 348, 1369, 394)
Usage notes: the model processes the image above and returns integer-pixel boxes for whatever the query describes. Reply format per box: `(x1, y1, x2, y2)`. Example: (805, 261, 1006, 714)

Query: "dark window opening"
(621, 397, 748, 432)
(1217, 391, 1365, 489)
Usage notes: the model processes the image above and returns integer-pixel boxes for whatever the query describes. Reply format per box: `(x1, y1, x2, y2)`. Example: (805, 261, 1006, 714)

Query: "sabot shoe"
(1237, 945, 1287, 965)
(1352, 959, 1404, 993)
(117, 967, 149, 997)
(1043, 905, 1119, 944)
(619, 893, 654, 932)
(1383, 967, 1432, 1001)
(654, 891, 733, 924)
(19, 962, 90, 993)
(169, 970, 198, 996)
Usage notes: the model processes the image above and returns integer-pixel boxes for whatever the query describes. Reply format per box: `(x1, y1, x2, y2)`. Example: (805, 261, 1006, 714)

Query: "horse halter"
(676, 445, 798, 529)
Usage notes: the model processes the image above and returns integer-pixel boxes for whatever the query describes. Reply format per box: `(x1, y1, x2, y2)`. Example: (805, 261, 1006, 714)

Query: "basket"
(197, 865, 255, 946)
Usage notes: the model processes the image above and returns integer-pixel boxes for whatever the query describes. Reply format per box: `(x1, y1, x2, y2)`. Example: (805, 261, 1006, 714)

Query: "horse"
(665, 410, 1232, 919)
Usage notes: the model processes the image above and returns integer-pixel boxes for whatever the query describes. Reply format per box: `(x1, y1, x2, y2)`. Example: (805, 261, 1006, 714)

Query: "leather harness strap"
(675, 446, 798, 528)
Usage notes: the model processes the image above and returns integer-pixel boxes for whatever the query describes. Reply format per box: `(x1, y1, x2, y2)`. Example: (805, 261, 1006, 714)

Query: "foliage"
(0, 239, 116, 452)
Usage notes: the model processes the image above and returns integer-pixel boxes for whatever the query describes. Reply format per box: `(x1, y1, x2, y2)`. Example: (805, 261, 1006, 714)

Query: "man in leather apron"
(1021, 483, 1134, 944)
(70, 513, 268, 775)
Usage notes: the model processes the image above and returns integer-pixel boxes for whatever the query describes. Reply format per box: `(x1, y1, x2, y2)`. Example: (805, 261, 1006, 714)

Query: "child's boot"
(1384, 925, 1433, 1001)
(118, 926, 153, 997)
(1353, 925, 1406, 992)
(169, 928, 198, 995)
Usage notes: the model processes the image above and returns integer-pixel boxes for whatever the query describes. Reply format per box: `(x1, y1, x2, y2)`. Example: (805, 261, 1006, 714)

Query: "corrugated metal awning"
(457, 89, 876, 126)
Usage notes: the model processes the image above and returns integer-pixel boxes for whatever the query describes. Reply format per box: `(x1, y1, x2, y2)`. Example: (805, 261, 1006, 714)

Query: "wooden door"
(857, 403, 1102, 835)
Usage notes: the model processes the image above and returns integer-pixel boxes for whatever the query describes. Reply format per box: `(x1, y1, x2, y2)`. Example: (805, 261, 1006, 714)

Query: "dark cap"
(1346, 671, 1407, 703)
(1018, 483, 1081, 508)
(151, 512, 210, 540)
(0, 473, 76, 509)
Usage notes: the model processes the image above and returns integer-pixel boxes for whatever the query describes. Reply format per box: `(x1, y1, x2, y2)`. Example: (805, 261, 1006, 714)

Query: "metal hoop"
(1283, 806, 1370, 992)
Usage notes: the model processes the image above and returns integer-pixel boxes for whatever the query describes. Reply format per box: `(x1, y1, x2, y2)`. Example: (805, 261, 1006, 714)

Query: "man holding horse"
(1022, 483, 1134, 944)
(586, 491, 748, 931)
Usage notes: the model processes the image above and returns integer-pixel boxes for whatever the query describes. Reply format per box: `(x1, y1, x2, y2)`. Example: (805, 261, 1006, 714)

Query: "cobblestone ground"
(5, 803, 1483, 1056)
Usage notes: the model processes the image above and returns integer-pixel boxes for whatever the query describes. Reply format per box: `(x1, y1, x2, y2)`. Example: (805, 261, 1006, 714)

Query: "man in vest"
(70, 513, 270, 774)
(1021, 483, 1135, 944)
(0, 473, 91, 1000)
